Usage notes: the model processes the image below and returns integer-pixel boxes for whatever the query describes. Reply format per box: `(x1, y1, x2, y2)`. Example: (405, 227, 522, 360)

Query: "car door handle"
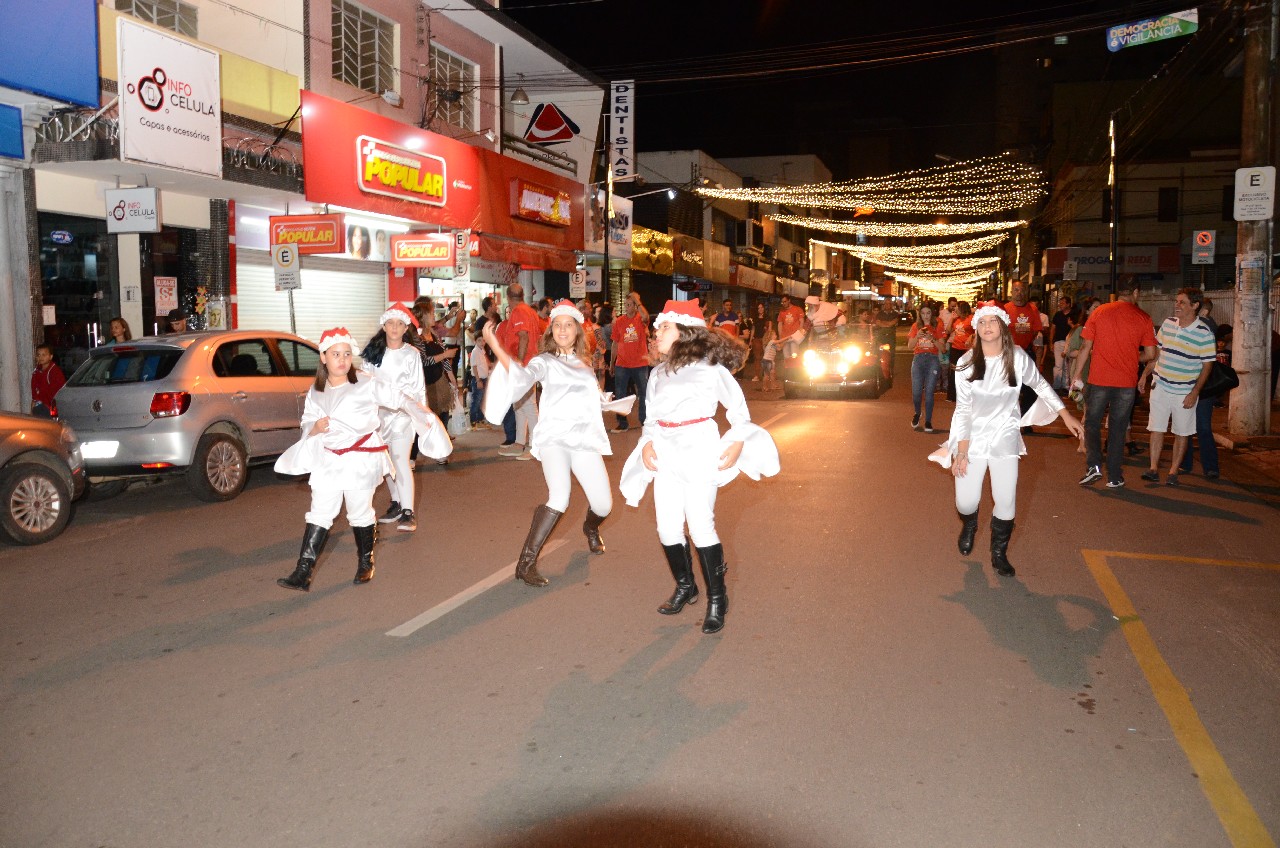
(231, 391, 248, 401)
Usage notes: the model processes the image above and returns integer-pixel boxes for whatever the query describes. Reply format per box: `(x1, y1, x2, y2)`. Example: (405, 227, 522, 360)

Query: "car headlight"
(840, 345, 863, 364)
(802, 349, 826, 377)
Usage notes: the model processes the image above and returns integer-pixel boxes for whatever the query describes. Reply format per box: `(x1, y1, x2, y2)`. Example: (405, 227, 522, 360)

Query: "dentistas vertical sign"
(610, 80, 634, 180)
(118, 18, 222, 178)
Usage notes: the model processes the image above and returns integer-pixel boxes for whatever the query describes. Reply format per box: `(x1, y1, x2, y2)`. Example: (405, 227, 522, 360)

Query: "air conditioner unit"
(734, 220, 763, 253)
(793, 250, 806, 265)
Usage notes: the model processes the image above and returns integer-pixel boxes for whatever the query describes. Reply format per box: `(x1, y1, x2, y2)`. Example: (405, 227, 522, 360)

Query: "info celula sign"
(1107, 8, 1198, 51)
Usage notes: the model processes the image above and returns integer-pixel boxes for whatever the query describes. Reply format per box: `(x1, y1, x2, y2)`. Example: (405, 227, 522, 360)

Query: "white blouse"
(367, 344, 426, 439)
(619, 361, 780, 506)
(483, 353, 634, 459)
(944, 346, 1063, 461)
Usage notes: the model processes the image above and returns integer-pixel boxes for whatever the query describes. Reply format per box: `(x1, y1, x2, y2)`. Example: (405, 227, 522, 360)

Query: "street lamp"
(509, 73, 530, 106)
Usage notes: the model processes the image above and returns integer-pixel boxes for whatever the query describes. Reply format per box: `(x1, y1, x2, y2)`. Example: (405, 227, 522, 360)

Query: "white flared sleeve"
(931, 354, 973, 469)
(483, 357, 543, 425)
(599, 391, 637, 416)
(1017, 348, 1065, 427)
(274, 392, 324, 475)
(715, 366, 780, 485)
(619, 390, 661, 507)
(403, 403, 453, 460)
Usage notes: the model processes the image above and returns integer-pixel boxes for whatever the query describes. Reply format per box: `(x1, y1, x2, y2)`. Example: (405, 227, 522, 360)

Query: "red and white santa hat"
(547, 299, 584, 324)
(318, 327, 357, 353)
(654, 299, 706, 328)
(379, 302, 419, 329)
(971, 301, 1010, 326)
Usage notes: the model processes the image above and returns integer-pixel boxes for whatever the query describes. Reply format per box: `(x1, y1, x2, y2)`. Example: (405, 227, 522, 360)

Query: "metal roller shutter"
(236, 250, 386, 346)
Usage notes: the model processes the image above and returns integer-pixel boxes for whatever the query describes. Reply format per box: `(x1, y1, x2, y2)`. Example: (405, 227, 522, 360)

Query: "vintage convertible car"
(779, 322, 893, 400)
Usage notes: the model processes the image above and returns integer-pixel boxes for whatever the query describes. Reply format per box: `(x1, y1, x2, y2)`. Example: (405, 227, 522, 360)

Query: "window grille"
(331, 0, 397, 95)
(430, 45, 477, 130)
(115, 0, 197, 38)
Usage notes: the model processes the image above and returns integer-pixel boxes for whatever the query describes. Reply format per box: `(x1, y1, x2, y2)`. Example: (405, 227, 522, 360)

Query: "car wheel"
(782, 384, 797, 400)
(87, 479, 129, 500)
(186, 433, 248, 502)
(0, 463, 71, 545)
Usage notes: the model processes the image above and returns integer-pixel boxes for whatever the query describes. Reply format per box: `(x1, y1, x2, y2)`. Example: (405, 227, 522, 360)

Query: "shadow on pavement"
(943, 561, 1117, 689)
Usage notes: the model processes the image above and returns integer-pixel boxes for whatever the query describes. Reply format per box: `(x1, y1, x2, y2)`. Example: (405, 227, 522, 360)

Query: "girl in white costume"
(929, 303, 1083, 576)
(274, 328, 450, 591)
(481, 301, 635, 587)
(619, 300, 780, 634)
(360, 304, 427, 533)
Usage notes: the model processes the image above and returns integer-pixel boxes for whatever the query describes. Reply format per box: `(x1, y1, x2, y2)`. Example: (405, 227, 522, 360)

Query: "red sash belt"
(327, 432, 388, 455)
(656, 417, 713, 428)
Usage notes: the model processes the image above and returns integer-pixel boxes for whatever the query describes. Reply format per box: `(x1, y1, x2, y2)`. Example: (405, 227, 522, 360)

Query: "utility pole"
(1229, 0, 1276, 437)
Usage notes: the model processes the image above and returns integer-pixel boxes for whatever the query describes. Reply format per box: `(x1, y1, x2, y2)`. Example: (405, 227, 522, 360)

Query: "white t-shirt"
(469, 344, 490, 380)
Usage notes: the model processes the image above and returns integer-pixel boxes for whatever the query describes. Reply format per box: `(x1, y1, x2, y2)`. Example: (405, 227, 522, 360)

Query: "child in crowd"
(760, 325, 780, 392)
(274, 328, 449, 591)
(619, 300, 780, 633)
(31, 344, 66, 418)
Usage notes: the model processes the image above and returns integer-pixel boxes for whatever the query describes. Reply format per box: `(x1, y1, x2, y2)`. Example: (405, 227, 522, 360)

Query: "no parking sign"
(1192, 230, 1215, 265)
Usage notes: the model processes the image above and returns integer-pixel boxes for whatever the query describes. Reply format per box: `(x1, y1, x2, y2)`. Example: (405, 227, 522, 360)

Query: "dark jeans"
(1084, 384, 1136, 483)
(469, 376, 484, 424)
(1179, 394, 1219, 474)
(502, 406, 516, 444)
(945, 347, 966, 402)
(911, 354, 940, 423)
(613, 365, 649, 429)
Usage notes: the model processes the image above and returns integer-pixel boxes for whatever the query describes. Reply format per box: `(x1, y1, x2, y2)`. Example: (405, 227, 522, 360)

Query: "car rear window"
(67, 349, 182, 386)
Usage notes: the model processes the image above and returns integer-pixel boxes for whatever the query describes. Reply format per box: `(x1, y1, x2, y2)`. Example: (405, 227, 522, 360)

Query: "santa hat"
(971, 301, 1011, 326)
(654, 299, 707, 328)
(547, 299, 584, 324)
(380, 303, 419, 329)
(318, 327, 357, 353)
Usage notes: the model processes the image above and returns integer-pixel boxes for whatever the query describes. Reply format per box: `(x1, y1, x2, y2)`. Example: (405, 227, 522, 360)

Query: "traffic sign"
(1191, 230, 1215, 265)
(1234, 166, 1276, 221)
(272, 243, 301, 291)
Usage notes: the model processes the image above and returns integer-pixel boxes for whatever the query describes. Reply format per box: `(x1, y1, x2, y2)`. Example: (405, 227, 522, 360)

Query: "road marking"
(386, 538, 568, 638)
(758, 412, 787, 429)
(1081, 550, 1278, 848)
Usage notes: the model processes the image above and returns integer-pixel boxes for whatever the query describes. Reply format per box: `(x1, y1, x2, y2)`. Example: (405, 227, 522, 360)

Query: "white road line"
(385, 538, 568, 637)
(758, 412, 787, 429)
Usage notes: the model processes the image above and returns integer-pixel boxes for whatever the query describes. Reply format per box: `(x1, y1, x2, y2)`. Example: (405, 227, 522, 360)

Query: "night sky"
(505, 0, 1193, 179)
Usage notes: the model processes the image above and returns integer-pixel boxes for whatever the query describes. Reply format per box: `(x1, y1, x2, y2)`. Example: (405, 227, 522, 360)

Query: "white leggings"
(539, 445, 612, 516)
(654, 474, 719, 547)
(953, 455, 1019, 521)
(383, 432, 414, 510)
(306, 486, 376, 529)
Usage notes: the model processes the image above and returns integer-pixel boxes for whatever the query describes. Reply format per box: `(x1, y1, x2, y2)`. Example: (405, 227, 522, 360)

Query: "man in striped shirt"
(1138, 288, 1217, 486)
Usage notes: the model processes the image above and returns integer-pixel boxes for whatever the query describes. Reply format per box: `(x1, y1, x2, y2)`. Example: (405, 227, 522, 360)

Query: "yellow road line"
(1084, 550, 1280, 571)
(1081, 550, 1277, 848)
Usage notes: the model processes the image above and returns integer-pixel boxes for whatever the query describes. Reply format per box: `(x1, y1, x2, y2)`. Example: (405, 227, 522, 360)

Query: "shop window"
(430, 45, 477, 130)
(332, 0, 397, 96)
(115, 0, 197, 38)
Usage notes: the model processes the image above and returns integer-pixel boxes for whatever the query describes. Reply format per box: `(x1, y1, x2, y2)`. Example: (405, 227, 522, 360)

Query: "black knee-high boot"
(516, 505, 563, 587)
(957, 511, 979, 556)
(352, 525, 376, 584)
(278, 524, 328, 591)
(695, 544, 728, 633)
(990, 517, 1016, 576)
(583, 509, 607, 555)
(657, 542, 698, 614)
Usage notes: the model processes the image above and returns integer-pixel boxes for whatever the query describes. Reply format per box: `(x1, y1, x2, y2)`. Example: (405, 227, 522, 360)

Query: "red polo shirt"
(611, 314, 650, 368)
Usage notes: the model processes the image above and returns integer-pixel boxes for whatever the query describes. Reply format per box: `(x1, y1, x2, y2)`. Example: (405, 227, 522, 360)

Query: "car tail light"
(150, 391, 191, 418)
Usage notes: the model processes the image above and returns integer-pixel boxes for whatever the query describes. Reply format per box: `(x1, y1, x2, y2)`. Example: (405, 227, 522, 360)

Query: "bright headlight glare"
(841, 345, 862, 364)
(802, 349, 826, 377)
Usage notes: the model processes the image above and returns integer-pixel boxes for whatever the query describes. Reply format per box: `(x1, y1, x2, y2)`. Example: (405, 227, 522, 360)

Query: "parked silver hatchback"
(56, 330, 320, 501)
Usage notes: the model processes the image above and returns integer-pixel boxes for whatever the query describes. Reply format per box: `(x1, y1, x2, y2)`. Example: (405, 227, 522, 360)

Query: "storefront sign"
(673, 234, 706, 278)
(610, 80, 635, 179)
(584, 267, 602, 293)
(510, 179, 572, 227)
(390, 233, 454, 268)
(105, 187, 161, 233)
(1041, 245, 1181, 275)
(117, 18, 222, 178)
(269, 214, 346, 255)
(358, 136, 447, 207)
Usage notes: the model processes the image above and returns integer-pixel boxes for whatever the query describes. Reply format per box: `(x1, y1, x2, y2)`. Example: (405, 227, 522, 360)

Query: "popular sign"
(117, 18, 222, 177)
(510, 179, 572, 227)
(269, 214, 346, 254)
(390, 233, 454, 268)
(358, 136, 447, 207)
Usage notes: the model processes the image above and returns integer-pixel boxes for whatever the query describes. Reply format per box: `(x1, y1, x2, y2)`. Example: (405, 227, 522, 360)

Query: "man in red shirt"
(610, 291, 650, 432)
(498, 283, 542, 458)
(1069, 280, 1157, 487)
(777, 295, 806, 359)
(1004, 281, 1047, 430)
(31, 344, 66, 418)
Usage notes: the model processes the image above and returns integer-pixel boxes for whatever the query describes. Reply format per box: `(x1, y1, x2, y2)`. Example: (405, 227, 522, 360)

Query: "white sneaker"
(497, 444, 523, 456)
(515, 449, 534, 461)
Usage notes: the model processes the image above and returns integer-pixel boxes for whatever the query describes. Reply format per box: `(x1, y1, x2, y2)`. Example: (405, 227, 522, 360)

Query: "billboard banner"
(118, 18, 222, 177)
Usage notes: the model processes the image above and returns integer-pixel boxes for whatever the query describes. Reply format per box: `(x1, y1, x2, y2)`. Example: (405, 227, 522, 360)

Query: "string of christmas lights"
(811, 233, 1010, 258)
(771, 215, 1027, 238)
(853, 254, 1000, 273)
(696, 153, 1045, 215)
